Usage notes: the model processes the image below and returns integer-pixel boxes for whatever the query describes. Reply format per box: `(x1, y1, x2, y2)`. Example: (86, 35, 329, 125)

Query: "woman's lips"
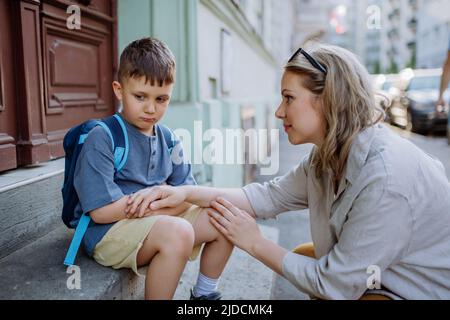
(284, 125, 292, 132)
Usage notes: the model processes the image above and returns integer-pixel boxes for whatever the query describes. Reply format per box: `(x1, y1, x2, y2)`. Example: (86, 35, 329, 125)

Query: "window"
(221, 29, 232, 95)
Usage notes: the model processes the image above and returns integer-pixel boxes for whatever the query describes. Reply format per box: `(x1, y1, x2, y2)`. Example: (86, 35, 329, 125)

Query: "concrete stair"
(0, 226, 142, 299)
(0, 159, 279, 300)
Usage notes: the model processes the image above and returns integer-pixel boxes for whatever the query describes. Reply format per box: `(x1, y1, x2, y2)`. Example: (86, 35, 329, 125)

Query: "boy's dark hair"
(118, 37, 175, 86)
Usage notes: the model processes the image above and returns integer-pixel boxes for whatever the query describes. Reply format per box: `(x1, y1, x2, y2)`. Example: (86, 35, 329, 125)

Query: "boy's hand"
(125, 185, 187, 218)
(131, 206, 157, 219)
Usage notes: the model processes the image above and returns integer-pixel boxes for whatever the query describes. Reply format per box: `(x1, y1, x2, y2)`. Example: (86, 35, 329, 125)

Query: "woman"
(126, 44, 450, 299)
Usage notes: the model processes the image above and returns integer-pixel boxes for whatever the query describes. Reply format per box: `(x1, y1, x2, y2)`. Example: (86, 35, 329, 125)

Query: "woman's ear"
(312, 95, 324, 113)
(112, 81, 123, 101)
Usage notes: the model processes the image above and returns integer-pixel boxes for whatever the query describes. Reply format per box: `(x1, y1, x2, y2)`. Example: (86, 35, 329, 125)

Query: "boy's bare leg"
(192, 209, 234, 279)
(136, 216, 195, 300)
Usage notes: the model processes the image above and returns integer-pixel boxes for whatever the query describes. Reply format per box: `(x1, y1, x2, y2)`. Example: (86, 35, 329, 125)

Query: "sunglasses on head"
(288, 48, 327, 75)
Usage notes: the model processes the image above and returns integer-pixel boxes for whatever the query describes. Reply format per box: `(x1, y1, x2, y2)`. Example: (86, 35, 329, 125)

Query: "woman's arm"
(208, 191, 413, 300)
(182, 186, 255, 215)
(131, 201, 192, 218)
(89, 194, 182, 224)
(126, 185, 256, 218)
(126, 153, 313, 219)
(206, 197, 288, 275)
(248, 237, 288, 276)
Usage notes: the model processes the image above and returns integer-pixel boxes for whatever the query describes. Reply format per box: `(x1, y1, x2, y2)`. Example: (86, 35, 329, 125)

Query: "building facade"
(416, 0, 450, 68)
(293, 0, 383, 74)
(379, 0, 418, 73)
(293, 0, 329, 47)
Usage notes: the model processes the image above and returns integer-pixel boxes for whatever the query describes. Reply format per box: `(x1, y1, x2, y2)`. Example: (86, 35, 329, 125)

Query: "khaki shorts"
(92, 205, 203, 276)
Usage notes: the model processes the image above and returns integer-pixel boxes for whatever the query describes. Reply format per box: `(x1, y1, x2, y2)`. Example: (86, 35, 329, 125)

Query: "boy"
(73, 38, 233, 300)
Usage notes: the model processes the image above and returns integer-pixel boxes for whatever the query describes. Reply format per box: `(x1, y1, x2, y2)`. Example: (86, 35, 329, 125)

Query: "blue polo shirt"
(73, 113, 196, 256)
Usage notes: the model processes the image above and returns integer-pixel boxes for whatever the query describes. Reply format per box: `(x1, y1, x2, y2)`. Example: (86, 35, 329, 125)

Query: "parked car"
(389, 68, 449, 134)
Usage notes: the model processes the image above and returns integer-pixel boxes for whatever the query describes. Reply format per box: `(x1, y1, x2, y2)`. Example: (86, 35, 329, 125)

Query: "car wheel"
(407, 111, 428, 135)
(406, 110, 413, 132)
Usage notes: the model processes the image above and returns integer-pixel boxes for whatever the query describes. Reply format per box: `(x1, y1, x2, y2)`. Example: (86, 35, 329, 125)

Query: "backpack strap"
(63, 213, 91, 266)
(103, 113, 129, 172)
(159, 124, 175, 154)
(63, 114, 129, 266)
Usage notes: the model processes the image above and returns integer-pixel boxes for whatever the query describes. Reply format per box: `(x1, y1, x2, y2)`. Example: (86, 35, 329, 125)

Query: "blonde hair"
(285, 43, 384, 180)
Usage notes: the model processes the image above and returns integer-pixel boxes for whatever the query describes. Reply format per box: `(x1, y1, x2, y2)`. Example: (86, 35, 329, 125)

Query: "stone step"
(0, 225, 143, 300)
(0, 159, 65, 259)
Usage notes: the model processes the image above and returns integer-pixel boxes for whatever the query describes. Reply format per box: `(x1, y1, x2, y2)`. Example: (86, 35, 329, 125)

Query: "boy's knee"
(196, 209, 222, 238)
(157, 216, 194, 255)
(173, 218, 195, 247)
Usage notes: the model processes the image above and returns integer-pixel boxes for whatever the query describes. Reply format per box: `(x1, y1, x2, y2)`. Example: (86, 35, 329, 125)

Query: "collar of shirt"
(326, 123, 379, 201)
(344, 124, 378, 185)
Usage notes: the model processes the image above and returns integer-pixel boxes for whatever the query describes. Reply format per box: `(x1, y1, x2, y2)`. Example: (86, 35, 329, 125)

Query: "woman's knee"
(292, 242, 316, 259)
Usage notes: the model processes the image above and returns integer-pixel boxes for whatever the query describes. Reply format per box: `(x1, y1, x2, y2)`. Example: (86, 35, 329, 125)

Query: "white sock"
(193, 272, 220, 297)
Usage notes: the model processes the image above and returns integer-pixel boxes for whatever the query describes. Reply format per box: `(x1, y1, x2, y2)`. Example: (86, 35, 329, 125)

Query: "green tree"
(406, 46, 417, 69)
(387, 59, 398, 74)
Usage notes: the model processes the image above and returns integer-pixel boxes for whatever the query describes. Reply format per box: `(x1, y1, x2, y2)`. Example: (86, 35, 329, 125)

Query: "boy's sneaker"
(189, 288, 222, 300)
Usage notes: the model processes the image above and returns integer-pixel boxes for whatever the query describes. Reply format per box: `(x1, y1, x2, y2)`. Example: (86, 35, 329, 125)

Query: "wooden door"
(0, 0, 117, 172)
(0, 0, 18, 172)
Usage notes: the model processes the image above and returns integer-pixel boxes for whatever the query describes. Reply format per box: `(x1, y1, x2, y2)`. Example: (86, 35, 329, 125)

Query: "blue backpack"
(62, 113, 175, 266)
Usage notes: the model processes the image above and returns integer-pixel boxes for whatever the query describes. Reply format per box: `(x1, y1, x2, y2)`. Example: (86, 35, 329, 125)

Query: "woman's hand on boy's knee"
(206, 197, 262, 253)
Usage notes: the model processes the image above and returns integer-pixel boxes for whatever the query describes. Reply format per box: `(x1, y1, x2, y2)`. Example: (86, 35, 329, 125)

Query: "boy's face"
(112, 76, 173, 136)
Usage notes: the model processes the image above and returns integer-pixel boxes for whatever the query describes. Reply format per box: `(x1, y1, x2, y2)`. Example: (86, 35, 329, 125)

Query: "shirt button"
(152, 151, 156, 156)
(151, 165, 155, 170)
